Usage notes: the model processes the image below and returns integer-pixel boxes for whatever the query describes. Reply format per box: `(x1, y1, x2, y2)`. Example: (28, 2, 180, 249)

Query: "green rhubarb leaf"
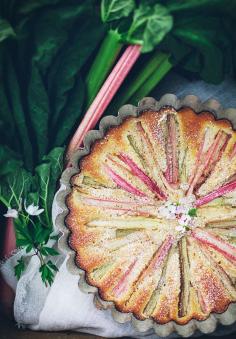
(124, 4, 173, 52)
(0, 146, 23, 177)
(47, 14, 104, 134)
(31, 3, 91, 76)
(101, 0, 135, 23)
(28, 63, 50, 161)
(53, 75, 85, 147)
(34, 147, 64, 227)
(4, 53, 33, 170)
(0, 167, 34, 210)
(166, 0, 233, 13)
(0, 18, 15, 43)
(18, 0, 62, 15)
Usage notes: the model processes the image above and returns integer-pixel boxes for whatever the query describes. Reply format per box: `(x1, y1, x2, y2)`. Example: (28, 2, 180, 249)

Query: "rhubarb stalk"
(66, 45, 141, 159)
(128, 55, 172, 105)
(85, 30, 122, 106)
(106, 51, 172, 113)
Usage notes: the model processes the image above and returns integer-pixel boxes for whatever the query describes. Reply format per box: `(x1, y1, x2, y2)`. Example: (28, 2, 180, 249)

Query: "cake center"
(158, 191, 198, 235)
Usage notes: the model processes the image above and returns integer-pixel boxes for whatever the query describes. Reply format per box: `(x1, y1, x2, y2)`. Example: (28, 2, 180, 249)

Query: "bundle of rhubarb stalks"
(0, 0, 236, 293)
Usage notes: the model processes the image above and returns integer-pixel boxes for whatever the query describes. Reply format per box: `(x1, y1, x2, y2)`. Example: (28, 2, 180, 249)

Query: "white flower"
(25, 203, 44, 216)
(4, 208, 18, 219)
(158, 206, 170, 218)
(167, 204, 177, 214)
(180, 182, 190, 191)
(178, 214, 192, 226)
(158, 202, 177, 219)
(175, 225, 185, 232)
(176, 204, 188, 214)
(179, 195, 196, 206)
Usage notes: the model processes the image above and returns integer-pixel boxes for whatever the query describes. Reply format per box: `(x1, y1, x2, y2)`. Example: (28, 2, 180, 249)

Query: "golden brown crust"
(65, 107, 236, 325)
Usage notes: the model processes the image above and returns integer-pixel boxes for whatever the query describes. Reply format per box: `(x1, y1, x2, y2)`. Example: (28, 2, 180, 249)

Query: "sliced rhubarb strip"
(147, 235, 174, 271)
(87, 217, 167, 229)
(165, 114, 179, 184)
(127, 134, 146, 168)
(178, 237, 190, 317)
(206, 219, 236, 228)
(111, 239, 156, 299)
(112, 259, 137, 298)
(195, 180, 236, 207)
(75, 184, 154, 204)
(207, 131, 230, 167)
(135, 121, 173, 192)
(198, 244, 236, 299)
(118, 153, 166, 200)
(79, 195, 160, 217)
(106, 155, 157, 199)
(105, 231, 150, 251)
(210, 228, 236, 239)
(188, 130, 230, 195)
(112, 236, 173, 299)
(191, 228, 236, 263)
(230, 142, 236, 160)
(124, 235, 174, 314)
(180, 147, 188, 182)
(143, 258, 169, 317)
(104, 165, 146, 197)
(67, 45, 141, 159)
(187, 128, 209, 187)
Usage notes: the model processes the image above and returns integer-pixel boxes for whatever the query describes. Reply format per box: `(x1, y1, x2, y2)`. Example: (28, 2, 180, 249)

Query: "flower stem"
(86, 30, 123, 106)
(66, 44, 141, 160)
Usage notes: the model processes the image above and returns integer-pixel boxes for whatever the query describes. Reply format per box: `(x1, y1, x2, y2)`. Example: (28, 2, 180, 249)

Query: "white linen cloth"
(1, 73, 236, 337)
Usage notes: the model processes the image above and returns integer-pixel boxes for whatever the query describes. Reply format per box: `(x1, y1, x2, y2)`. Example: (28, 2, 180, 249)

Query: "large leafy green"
(28, 64, 50, 161)
(31, 4, 90, 76)
(34, 147, 64, 226)
(4, 52, 34, 169)
(0, 18, 15, 42)
(53, 74, 85, 147)
(172, 16, 231, 83)
(47, 14, 105, 131)
(101, 0, 135, 23)
(122, 4, 173, 52)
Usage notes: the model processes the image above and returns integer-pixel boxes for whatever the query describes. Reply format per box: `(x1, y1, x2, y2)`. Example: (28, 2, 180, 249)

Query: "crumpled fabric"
(1, 73, 236, 337)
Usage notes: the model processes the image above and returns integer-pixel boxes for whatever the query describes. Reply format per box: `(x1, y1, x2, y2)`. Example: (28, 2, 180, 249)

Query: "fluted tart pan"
(55, 94, 236, 337)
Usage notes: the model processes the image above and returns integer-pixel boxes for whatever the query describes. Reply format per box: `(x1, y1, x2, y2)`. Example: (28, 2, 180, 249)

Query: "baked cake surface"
(66, 107, 236, 325)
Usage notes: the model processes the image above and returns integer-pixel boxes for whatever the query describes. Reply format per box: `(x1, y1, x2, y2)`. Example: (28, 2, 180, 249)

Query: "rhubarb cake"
(65, 106, 236, 325)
